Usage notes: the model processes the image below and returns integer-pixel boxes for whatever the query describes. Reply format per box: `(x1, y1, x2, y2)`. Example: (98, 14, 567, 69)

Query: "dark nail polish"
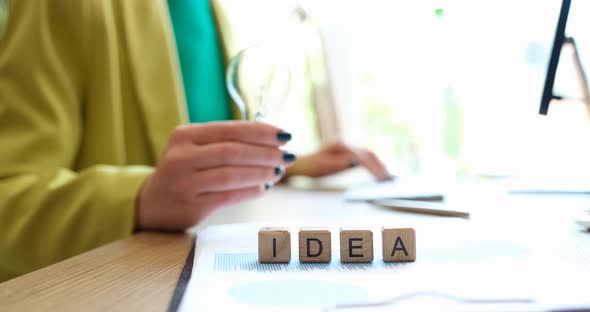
(277, 131, 292, 142)
(274, 166, 285, 176)
(264, 182, 273, 190)
(283, 152, 296, 163)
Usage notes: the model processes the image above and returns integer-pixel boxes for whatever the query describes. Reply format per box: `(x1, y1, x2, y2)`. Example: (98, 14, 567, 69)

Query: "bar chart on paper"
(214, 252, 408, 273)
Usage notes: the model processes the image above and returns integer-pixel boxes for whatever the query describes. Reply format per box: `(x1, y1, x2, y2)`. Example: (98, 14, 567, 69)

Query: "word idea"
(258, 227, 416, 263)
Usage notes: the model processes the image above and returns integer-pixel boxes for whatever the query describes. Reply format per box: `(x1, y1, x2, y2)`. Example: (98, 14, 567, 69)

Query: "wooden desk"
(0, 232, 193, 311)
(1, 184, 589, 311)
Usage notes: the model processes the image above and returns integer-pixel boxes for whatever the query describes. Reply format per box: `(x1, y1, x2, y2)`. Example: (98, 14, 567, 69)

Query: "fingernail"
(274, 166, 285, 176)
(349, 159, 359, 168)
(283, 152, 296, 163)
(277, 131, 292, 142)
(264, 182, 274, 190)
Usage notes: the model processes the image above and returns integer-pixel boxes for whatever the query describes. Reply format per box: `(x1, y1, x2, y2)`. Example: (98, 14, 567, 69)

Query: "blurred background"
(297, 0, 590, 179)
(2, 0, 588, 179)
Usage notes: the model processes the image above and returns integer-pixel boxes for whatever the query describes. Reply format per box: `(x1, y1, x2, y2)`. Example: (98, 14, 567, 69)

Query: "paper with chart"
(179, 222, 590, 311)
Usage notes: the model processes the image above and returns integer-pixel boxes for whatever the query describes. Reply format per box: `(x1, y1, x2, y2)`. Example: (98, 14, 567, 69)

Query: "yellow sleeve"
(0, 1, 152, 281)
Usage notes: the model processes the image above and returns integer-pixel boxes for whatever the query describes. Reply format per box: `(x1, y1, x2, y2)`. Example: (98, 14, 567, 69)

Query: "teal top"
(168, 0, 232, 123)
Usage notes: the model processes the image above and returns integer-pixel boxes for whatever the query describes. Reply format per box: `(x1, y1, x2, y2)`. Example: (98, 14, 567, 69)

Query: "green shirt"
(168, 0, 232, 123)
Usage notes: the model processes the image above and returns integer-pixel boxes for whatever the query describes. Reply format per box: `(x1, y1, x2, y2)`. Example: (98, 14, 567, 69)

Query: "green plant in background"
(362, 75, 421, 174)
(359, 4, 466, 176)
(442, 85, 463, 160)
(0, 0, 7, 39)
(365, 100, 420, 173)
(435, 5, 464, 167)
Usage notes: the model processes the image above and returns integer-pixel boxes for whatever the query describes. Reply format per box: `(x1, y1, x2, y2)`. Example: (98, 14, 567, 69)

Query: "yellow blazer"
(0, 0, 334, 281)
(0, 0, 188, 281)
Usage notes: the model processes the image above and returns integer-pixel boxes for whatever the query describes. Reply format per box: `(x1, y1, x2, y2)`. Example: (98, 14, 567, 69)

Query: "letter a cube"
(382, 227, 416, 262)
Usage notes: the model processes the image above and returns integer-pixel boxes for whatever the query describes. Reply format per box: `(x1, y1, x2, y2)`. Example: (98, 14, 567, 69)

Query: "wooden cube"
(382, 227, 416, 262)
(299, 227, 331, 262)
(339, 227, 373, 262)
(258, 227, 291, 263)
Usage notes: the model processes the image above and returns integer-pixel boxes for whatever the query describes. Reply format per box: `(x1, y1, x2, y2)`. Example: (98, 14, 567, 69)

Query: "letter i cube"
(258, 227, 291, 263)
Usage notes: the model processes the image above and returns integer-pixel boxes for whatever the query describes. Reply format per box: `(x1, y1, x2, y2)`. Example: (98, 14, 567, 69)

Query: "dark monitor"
(539, 0, 571, 115)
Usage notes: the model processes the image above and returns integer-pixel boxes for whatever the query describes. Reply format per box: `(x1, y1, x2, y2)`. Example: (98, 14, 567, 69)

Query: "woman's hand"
(136, 121, 295, 231)
(285, 142, 391, 181)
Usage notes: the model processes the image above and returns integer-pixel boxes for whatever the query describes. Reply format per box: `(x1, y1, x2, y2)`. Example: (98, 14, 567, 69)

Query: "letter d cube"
(299, 227, 331, 262)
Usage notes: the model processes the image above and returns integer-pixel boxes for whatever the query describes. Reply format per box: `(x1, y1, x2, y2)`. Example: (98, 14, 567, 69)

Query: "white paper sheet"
(179, 223, 590, 312)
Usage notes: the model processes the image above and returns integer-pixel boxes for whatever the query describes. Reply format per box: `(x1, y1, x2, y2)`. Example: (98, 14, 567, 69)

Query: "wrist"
(283, 155, 307, 180)
(135, 174, 153, 232)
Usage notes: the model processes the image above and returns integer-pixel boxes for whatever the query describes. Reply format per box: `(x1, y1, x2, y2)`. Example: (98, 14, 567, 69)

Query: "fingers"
(188, 166, 281, 193)
(326, 150, 390, 181)
(171, 121, 291, 147)
(288, 142, 391, 180)
(370, 152, 391, 180)
(317, 153, 358, 177)
(327, 142, 391, 181)
(186, 142, 295, 169)
(355, 150, 391, 181)
(368, 151, 391, 180)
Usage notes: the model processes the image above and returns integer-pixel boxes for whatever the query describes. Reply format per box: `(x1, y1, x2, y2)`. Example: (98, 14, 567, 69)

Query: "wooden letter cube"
(299, 227, 331, 262)
(382, 227, 416, 262)
(340, 227, 373, 262)
(258, 227, 291, 263)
